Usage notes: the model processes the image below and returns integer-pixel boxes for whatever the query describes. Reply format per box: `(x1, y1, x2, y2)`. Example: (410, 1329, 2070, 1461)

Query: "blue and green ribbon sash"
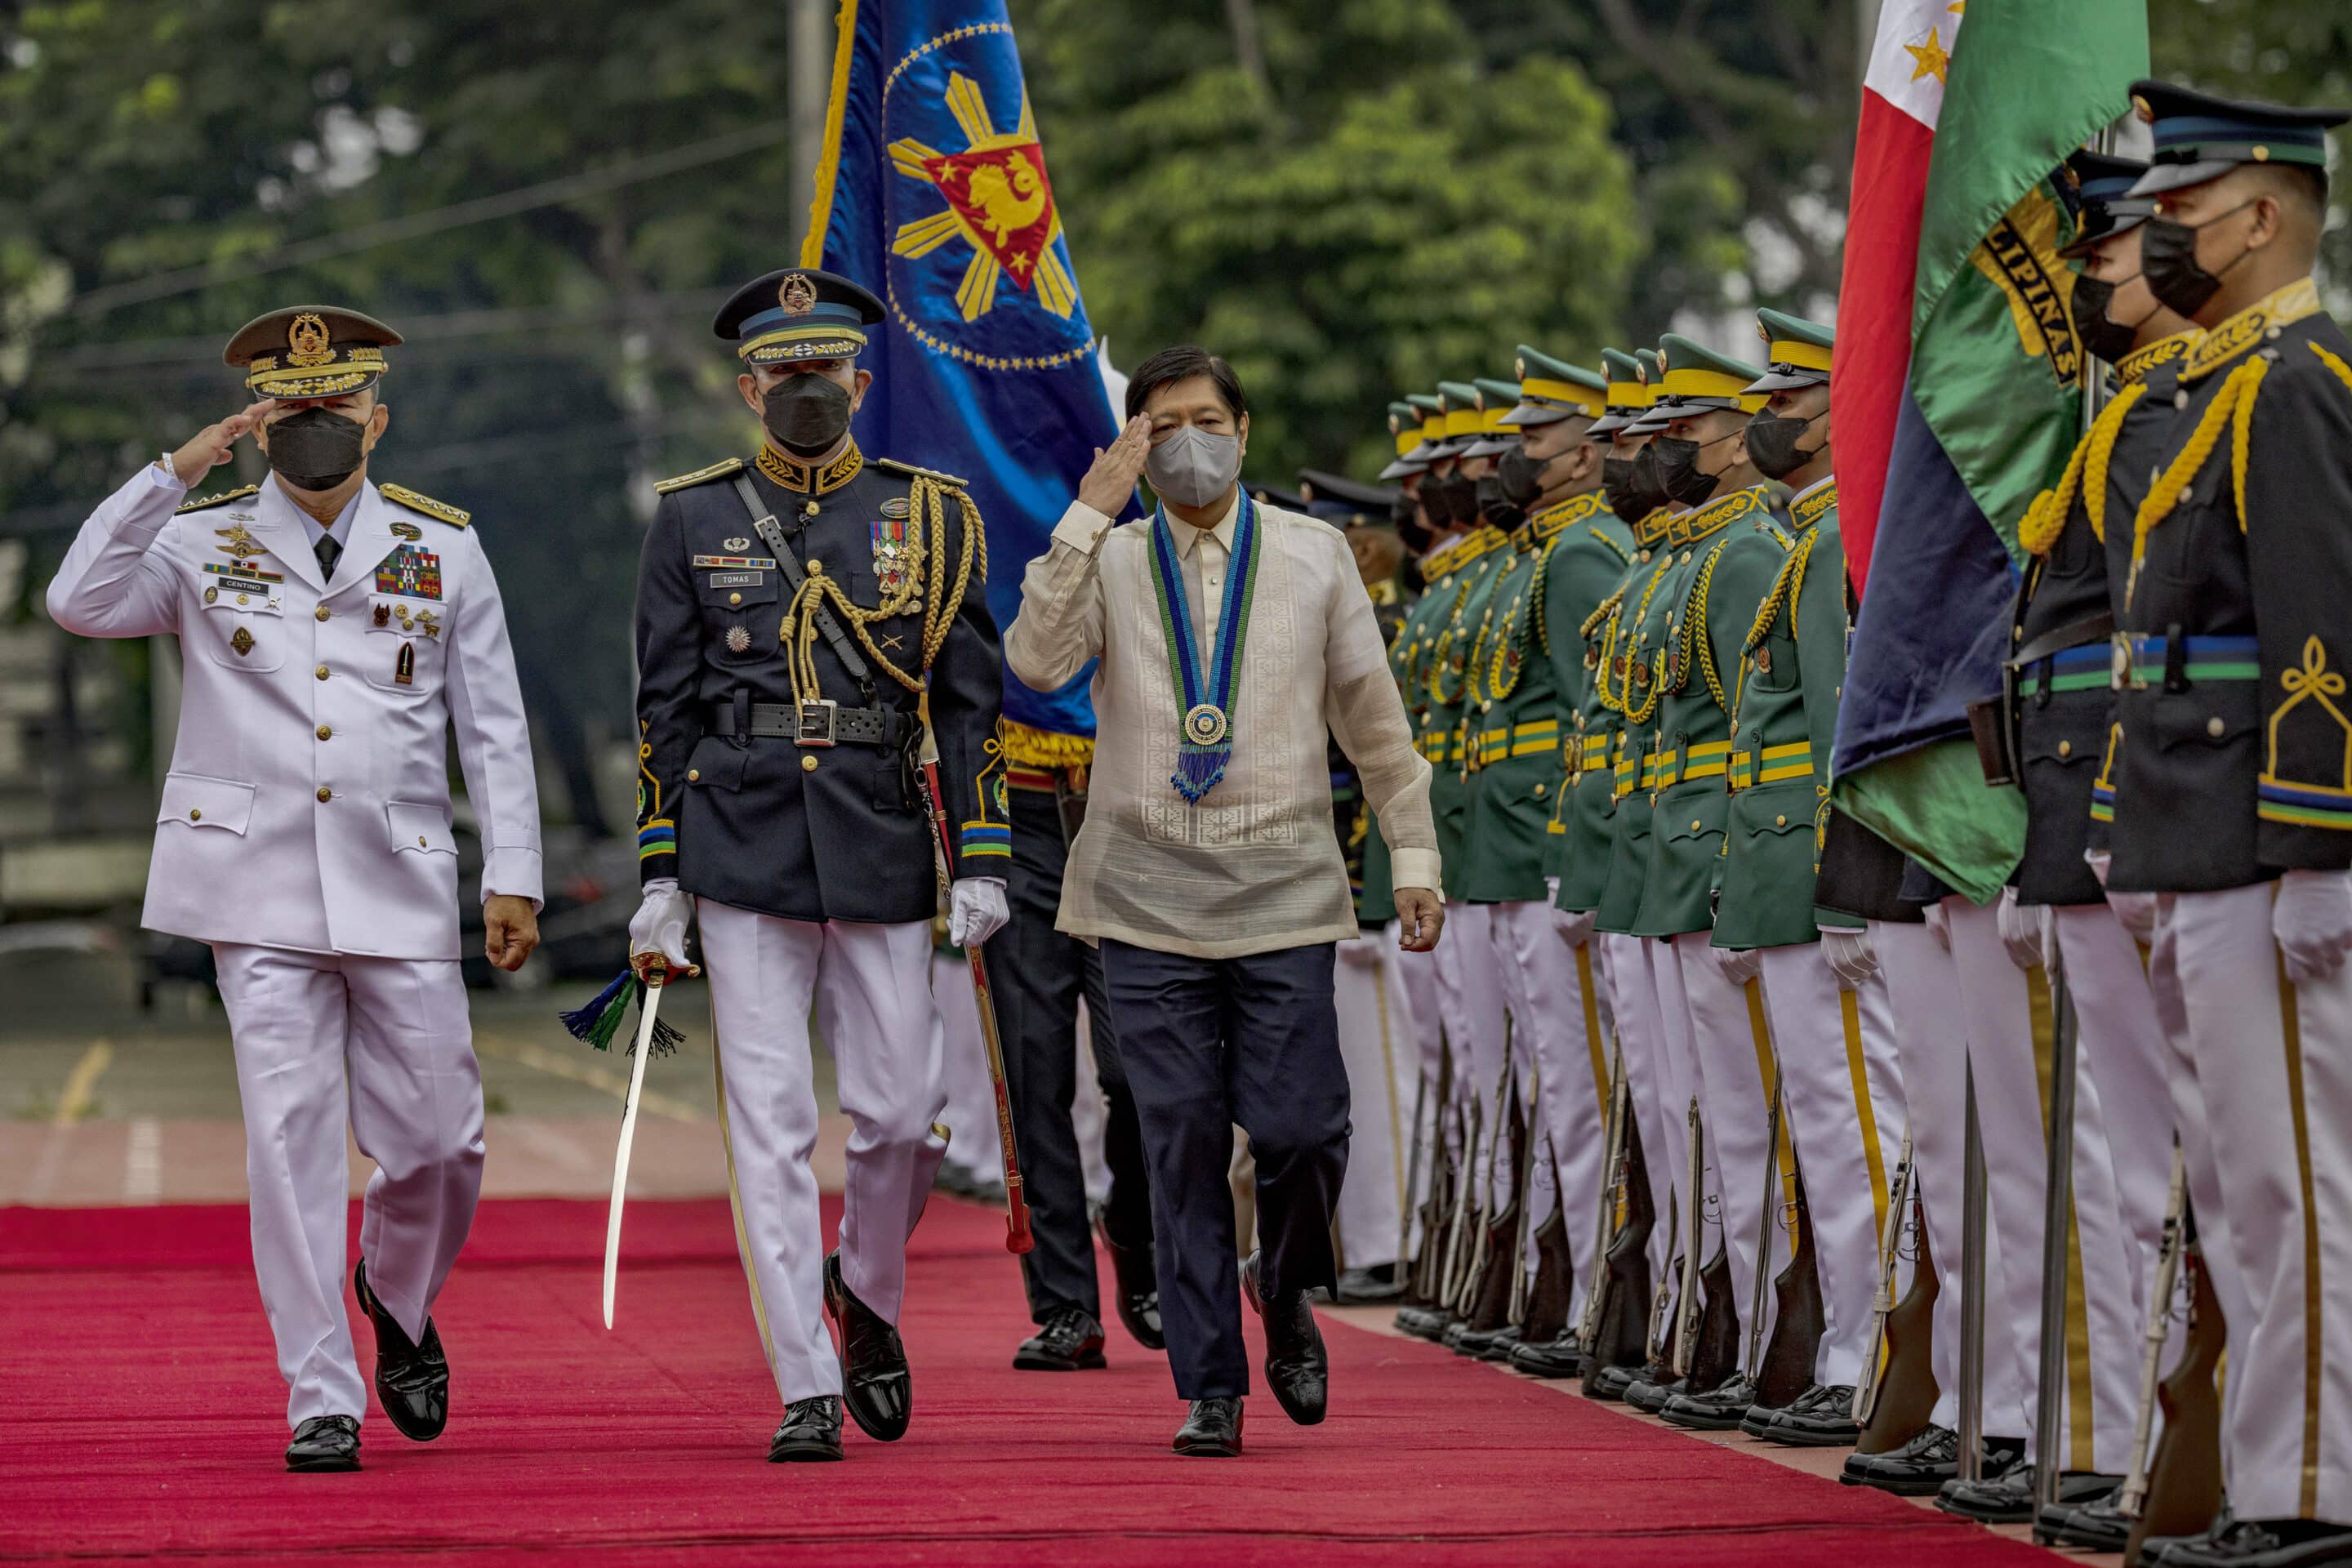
(1147, 497, 1263, 802)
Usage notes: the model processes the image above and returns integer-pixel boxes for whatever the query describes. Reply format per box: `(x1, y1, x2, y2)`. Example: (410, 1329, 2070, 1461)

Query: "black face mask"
(1650, 427, 1741, 507)
(1744, 411, 1825, 483)
(1601, 453, 1658, 524)
(1474, 473, 1522, 529)
(1423, 470, 1478, 530)
(762, 372, 853, 457)
(1494, 447, 1550, 510)
(2140, 198, 2260, 319)
(1392, 492, 1433, 556)
(262, 407, 369, 491)
(2071, 272, 2162, 363)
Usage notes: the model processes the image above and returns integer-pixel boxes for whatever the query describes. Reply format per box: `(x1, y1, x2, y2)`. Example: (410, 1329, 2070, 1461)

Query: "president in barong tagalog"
(1004, 345, 1443, 1459)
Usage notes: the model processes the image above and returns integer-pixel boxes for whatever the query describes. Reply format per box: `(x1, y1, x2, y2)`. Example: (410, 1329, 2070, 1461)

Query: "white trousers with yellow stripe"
(1600, 931, 1682, 1289)
(1333, 934, 1405, 1272)
(697, 900, 947, 1407)
(1667, 932, 1772, 1346)
(1432, 900, 1512, 1211)
(1943, 895, 2141, 1472)
(2162, 881, 2352, 1525)
(1384, 918, 1445, 1258)
(1753, 942, 1907, 1389)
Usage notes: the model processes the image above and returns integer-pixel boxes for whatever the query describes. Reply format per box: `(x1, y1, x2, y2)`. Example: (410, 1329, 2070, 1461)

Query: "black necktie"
(314, 534, 341, 581)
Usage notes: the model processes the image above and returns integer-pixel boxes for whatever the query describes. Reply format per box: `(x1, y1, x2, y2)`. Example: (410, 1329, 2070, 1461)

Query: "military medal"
(230, 627, 256, 657)
(374, 604, 391, 627)
(725, 625, 751, 653)
(871, 513, 913, 595)
(394, 641, 415, 686)
(1146, 496, 1262, 803)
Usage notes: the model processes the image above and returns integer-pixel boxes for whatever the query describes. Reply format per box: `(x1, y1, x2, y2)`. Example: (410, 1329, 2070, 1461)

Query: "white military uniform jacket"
(48, 466, 542, 960)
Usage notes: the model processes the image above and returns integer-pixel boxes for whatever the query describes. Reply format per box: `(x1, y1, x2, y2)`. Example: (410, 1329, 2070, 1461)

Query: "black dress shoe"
(1096, 1214, 1165, 1352)
(1840, 1423, 1971, 1496)
(2145, 1512, 2238, 1568)
(822, 1252, 911, 1442)
(1935, 1450, 2095, 1524)
(1510, 1329, 1583, 1379)
(1174, 1396, 1244, 1457)
(1477, 1325, 1524, 1363)
(1624, 1375, 1685, 1414)
(768, 1396, 844, 1462)
(2160, 1518, 2352, 1567)
(2038, 1484, 2132, 1552)
(1748, 1383, 1861, 1446)
(1241, 1252, 1328, 1426)
(1014, 1306, 1108, 1371)
(1660, 1374, 1757, 1432)
(1451, 1321, 1506, 1359)
(353, 1260, 448, 1442)
(1586, 1361, 1642, 1401)
(1393, 1303, 1441, 1338)
(1334, 1263, 1404, 1305)
(284, 1414, 360, 1472)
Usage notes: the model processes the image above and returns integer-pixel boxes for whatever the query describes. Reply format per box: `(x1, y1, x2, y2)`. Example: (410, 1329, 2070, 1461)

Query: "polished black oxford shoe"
(1660, 1374, 1757, 1432)
(823, 1252, 911, 1442)
(1937, 1459, 2112, 1524)
(1510, 1329, 1582, 1379)
(1333, 1263, 1404, 1305)
(1586, 1361, 1643, 1401)
(2038, 1484, 2133, 1553)
(1624, 1374, 1686, 1414)
(1747, 1383, 1861, 1446)
(1242, 1252, 1328, 1426)
(2160, 1519, 2352, 1568)
(1174, 1396, 1244, 1457)
(1477, 1325, 1524, 1364)
(1839, 1424, 2003, 1496)
(2143, 1512, 2238, 1568)
(1013, 1305, 1107, 1372)
(284, 1414, 360, 1472)
(1096, 1214, 1165, 1352)
(768, 1396, 844, 1462)
(353, 1260, 448, 1441)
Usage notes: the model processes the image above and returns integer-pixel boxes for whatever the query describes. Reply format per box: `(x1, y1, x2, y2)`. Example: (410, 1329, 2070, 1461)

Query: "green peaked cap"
(1589, 347, 1653, 434)
(1501, 345, 1606, 429)
(1626, 333, 1765, 433)
(1746, 307, 1835, 393)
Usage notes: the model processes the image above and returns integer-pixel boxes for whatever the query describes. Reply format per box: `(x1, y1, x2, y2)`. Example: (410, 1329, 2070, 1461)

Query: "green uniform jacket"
(1594, 506, 1709, 935)
(2105, 282, 2352, 891)
(1713, 478, 1855, 950)
(1631, 485, 1777, 938)
(1561, 506, 1672, 915)
(1418, 528, 1512, 878)
(1356, 577, 1417, 926)
(1529, 495, 1639, 898)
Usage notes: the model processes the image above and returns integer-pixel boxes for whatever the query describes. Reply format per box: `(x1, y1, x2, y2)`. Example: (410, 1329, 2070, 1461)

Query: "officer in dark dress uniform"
(626, 267, 1009, 1463)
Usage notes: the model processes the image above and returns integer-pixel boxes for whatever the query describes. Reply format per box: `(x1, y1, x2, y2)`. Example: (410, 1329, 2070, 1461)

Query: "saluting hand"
(169, 399, 277, 488)
(1076, 414, 1153, 517)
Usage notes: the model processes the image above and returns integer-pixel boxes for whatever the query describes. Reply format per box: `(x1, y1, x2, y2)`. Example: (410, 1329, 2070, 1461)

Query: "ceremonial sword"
(604, 959, 686, 1330)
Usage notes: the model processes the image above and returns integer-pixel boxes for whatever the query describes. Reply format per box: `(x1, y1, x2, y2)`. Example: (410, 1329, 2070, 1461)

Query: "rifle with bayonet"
(1853, 1131, 1940, 1453)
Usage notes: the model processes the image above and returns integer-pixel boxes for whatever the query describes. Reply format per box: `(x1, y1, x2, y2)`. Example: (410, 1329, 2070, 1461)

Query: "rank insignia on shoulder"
(880, 497, 911, 520)
(871, 457, 969, 488)
(390, 521, 423, 541)
(379, 483, 471, 528)
(176, 484, 261, 514)
(654, 457, 746, 494)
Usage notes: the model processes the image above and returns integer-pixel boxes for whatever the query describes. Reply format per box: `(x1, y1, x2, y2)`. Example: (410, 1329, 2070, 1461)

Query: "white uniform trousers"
(1870, 918, 1983, 1432)
(929, 951, 1003, 1184)
(1667, 932, 1773, 1349)
(697, 900, 947, 1407)
(1383, 918, 1443, 1256)
(1431, 900, 1512, 1211)
(1753, 943, 1907, 1388)
(1333, 935, 1406, 1272)
(1491, 901, 1612, 1320)
(1943, 896, 2141, 1472)
(213, 942, 483, 1429)
(2164, 882, 2352, 1524)
(1600, 932, 1678, 1288)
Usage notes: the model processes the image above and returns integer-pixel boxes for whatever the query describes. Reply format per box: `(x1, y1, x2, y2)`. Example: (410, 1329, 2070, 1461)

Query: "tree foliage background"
(1, 0, 2344, 833)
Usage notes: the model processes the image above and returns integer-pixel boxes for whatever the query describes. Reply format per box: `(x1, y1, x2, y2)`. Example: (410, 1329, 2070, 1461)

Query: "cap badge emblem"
(287, 313, 333, 368)
(777, 274, 819, 317)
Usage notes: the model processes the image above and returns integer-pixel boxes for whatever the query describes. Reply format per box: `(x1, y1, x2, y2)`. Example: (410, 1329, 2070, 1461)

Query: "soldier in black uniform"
(2101, 87, 2352, 1568)
(626, 267, 1009, 1463)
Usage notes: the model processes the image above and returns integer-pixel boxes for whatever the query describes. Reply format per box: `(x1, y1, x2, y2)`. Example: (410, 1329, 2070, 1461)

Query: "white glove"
(2273, 867, 2352, 988)
(1544, 875, 1563, 904)
(1818, 923, 1879, 989)
(1337, 933, 1383, 969)
(1998, 884, 2052, 972)
(949, 876, 1009, 947)
(1922, 898, 1953, 954)
(630, 877, 693, 970)
(1713, 946, 1764, 987)
(1551, 905, 1597, 947)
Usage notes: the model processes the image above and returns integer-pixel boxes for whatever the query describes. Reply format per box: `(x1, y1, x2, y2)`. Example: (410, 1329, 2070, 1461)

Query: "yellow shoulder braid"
(872, 456, 970, 489)
(653, 457, 746, 495)
(378, 483, 471, 528)
(175, 483, 260, 514)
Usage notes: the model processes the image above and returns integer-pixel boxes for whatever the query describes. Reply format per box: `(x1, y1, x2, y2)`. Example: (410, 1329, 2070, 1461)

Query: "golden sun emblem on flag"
(889, 73, 1076, 323)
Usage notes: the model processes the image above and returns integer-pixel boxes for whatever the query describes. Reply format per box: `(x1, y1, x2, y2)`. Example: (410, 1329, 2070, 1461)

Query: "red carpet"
(1, 1196, 2057, 1566)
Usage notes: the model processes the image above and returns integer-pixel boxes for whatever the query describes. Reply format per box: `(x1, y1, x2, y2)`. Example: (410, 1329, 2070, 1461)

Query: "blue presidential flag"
(804, 0, 1124, 741)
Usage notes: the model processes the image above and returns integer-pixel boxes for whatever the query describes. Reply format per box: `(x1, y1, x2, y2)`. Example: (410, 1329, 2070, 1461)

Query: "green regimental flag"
(1833, 0, 2148, 902)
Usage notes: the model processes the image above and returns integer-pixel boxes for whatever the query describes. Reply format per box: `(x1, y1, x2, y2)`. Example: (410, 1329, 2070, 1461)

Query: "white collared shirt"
(1006, 490, 1440, 960)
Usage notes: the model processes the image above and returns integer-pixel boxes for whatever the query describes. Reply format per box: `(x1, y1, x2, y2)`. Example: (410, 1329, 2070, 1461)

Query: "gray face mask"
(1145, 424, 1243, 510)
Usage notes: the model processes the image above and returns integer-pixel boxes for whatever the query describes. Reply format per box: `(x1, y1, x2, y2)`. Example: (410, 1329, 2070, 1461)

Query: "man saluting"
(1006, 345, 1443, 1457)
(47, 308, 544, 1473)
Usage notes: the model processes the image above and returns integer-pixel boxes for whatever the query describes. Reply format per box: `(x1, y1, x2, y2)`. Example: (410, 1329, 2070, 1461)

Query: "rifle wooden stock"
(1671, 1096, 1705, 1376)
(2119, 1145, 2188, 1518)
(1582, 1114, 1655, 1392)
(2123, 1223, 2225, 1561)
(1462, 1068, 1529, 1334)
(1856, 1198, 1941, 1455)
(1755, 1161, 1824, 1409)
(1579, 1049, 1628, 1346)
(1519, 1205, 1575, 1344)
(1685, 1241, 1742, 1393)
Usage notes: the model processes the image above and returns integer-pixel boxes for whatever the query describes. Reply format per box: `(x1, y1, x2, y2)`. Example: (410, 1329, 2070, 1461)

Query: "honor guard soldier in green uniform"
(626, 267, 1009, 1463)
(2099, 86, 2352, 1568)
(1614, 334, 1777, 1417)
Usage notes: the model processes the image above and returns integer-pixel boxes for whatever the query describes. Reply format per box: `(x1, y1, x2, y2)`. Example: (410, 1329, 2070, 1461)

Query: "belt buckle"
(795, 698, 840, 747)
(2111, 632, 2145, 692)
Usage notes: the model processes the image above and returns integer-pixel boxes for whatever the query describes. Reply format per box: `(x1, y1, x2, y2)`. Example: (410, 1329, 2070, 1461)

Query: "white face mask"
(1145, 424, 1243, 510)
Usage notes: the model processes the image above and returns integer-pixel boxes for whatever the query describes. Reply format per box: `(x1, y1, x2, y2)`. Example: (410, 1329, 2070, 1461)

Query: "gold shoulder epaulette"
(872, 456, 970, 488)
(175, 484, 260, 514)
(653, 457, 746, 495)
(378, 483, 471, 528)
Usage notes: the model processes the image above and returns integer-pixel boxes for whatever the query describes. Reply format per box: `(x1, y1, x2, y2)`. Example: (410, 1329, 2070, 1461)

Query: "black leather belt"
(706, 699, 914, 749)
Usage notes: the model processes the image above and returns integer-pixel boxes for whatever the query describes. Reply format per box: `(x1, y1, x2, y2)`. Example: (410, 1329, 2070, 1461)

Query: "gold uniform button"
(237, 593, 250, 605)
(1775, 814, 1788, 828)
(801, 755, 819, 773)
(2058, 740, 2073, 758)
(315, 665, 331, 680)
(315, 605, 331, 621)
(418, 836, 429, 848)
(1533, 783, 1547, 799)
(317, 724, 332, 741)
(2175, 390, 2190, 410)
(189, 808, 202, 822)
(728, 592, 742, 606)
(1691, 820, 1703, 831)
(2207, 716, 2226, 737)
(317, 786, 333, 802)
(688, 768, 701, 782)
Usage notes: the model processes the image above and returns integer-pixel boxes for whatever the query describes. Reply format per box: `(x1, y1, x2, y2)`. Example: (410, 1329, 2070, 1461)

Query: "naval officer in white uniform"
(47, 306, 543, 1473)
